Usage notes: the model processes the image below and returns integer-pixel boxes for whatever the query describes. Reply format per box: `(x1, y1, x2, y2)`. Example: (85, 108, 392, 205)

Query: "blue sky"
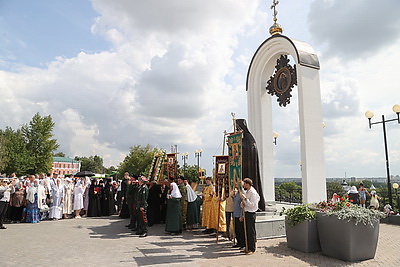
(0, 0, 109, 69)
(0, 0, 399, 180)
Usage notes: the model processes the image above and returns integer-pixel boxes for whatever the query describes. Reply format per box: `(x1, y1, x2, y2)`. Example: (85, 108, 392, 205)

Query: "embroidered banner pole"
(214, 155, 230, 198)
(227, 132, 243, 193)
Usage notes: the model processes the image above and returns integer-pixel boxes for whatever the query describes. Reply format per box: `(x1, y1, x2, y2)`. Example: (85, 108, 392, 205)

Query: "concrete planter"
(381, 215, 400, 225)
(316, 212, 379, 261)
(285, 218, 321, 253)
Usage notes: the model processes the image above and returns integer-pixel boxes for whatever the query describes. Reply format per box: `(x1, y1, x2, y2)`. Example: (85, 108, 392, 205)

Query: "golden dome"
(269, 22, 283, 35)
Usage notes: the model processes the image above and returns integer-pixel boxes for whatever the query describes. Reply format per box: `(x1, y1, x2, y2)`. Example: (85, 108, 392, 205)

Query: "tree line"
(0, 113, 58, 176)
(0, 113, 202, 182)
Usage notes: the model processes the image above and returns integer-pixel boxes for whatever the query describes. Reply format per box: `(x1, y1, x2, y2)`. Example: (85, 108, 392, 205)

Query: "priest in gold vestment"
(201, 177, 226, 234)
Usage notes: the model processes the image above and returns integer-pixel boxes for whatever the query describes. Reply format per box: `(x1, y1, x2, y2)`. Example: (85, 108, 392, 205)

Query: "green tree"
(179, 164, 201, 183)
(0, 131, 6, 172)
(0, 127, 32, 176)
(360, 180, 373, 189)
(21, 113, 59, 174)
(105, 165, 117, 173)
(326, 181, 345, 199)
(53, 152, 66, 157)
(118, 144, 160, 178)
(75, 155, 105, 173)
(275, 182, 302, 203)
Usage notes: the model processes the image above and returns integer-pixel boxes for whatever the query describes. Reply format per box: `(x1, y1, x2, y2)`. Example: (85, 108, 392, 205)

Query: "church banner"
(166, 153, 178, 180)
(214, 155, 229, 198)
(148, 150, 166, 182)
(227, 132, 243, 193)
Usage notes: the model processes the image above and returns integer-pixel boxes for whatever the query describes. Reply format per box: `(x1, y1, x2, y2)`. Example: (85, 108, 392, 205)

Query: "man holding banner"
(241, 178, 260, 255)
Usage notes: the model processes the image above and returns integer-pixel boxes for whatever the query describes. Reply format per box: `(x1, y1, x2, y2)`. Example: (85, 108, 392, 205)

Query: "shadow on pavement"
(87, 216, 133, 239)
(134, 241, 243, 266)
(262, 241, 351, 266)
(86, 216, 249, 265)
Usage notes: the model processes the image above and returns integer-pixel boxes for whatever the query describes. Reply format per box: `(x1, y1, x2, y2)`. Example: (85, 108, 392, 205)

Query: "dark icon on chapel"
(266, 55, 297, 107)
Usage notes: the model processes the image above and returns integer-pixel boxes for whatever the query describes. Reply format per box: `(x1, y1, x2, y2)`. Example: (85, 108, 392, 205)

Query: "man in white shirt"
(241, 178, 260, 254)
(0, 179, 16, 229)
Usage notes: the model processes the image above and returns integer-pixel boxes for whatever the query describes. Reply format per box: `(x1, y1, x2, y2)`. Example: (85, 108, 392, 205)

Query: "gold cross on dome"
(270, 0, 279, 22)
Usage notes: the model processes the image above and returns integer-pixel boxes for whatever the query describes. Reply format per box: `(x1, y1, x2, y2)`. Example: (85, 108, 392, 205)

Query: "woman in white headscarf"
(25, 178, 40, 223)
(369, 191, 381, 210)
(347, 186, 360, 205)
(73, 178, 85, 218)
(82, 177, 91, 216)
(165, 179, 182, 234)
(49, 178, 64, 220)
(63, 178, 74, 219)
(38, 180, 49, 220)
(185, 178, 200, 230)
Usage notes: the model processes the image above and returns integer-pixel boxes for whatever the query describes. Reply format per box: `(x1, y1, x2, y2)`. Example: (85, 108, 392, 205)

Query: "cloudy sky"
(1, 0, 399, 179)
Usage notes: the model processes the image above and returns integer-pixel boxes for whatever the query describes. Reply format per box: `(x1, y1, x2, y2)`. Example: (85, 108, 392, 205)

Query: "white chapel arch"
(246, 34, 326, 205)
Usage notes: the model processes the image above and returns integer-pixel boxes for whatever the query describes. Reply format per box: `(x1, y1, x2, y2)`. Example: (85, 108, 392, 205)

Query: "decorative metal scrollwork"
(266, 55, 297, 107)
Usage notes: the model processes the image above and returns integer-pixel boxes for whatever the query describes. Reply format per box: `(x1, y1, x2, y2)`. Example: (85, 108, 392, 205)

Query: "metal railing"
(275, 188, 302, 203)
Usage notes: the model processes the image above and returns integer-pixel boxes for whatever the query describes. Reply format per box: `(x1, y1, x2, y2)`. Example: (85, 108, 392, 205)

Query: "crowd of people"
(0, 172, 119, 228)
(118, 172, 203, 237)
(118, 173, 260, 254)
(1, 171, 261, 255)
(332, 183, 383, 210)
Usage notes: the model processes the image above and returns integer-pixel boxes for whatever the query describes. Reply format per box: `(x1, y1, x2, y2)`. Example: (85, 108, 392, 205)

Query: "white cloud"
(0, 0, 262, 170)
(0, 0, 399, 180)
(309, 0, 400, 59)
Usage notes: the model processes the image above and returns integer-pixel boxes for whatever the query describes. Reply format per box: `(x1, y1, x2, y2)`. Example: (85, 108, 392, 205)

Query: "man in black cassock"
(159, 180, 169, 223)
(88, 179, 102, 217)
(236, 119, 266, 211)
(102, 179, 115, 216)
(119, 172, 130, 218)
(126, 176, 138, 231)
(136, 176, 149, 237)
(147, 181, 161, 226)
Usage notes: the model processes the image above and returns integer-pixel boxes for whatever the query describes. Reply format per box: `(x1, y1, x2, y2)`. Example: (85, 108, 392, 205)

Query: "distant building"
(52, 157, 81, 176)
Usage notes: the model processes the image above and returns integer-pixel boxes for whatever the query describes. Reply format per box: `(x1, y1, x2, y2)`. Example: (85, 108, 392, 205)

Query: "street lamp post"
(273, 132, 279, 145)
(181, 152, 188, 177)
(365, 104, 400, 207)
(194, 149, 202, 180)
(393, 183, 399, 212)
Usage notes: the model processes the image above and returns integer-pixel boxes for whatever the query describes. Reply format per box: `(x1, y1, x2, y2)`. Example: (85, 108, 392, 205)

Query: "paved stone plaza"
(1, 216, 399, 267)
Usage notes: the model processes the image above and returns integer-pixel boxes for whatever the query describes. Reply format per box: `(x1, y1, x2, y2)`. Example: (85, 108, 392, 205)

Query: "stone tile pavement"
(1, 216, 399, 267)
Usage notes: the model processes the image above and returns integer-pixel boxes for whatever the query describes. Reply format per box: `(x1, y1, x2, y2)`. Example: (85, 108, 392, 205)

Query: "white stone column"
(297, 65, 327, 203)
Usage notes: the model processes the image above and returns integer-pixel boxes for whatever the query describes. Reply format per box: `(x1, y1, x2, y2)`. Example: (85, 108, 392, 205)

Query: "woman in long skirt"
(49, 179, 64, 220)
(82, 177, 91, 216)
(63, 178, 74, 219)
(185, 181, 200, 230)
(73, 178, 85, 218)
(9, 185, 25, 223)
(26, 180, 40, 223)
(165, 181, 182, 234)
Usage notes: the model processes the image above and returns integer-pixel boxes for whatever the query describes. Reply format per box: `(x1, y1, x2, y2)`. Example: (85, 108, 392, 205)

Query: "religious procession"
(116, 115, 262, 254)
(0, 115, 262, 255)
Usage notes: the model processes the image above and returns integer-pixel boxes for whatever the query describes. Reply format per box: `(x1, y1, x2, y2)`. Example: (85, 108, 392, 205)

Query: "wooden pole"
(222, 130, 227, 155)
(216, 197, 221, 243)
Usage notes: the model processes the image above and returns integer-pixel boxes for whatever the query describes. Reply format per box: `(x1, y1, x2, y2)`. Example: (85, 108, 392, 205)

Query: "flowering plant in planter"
(325, 204, 386, 226)
(316, 201, 385, 261)
(316, 196, 350, 211)
(280, 204, 316, 227)
(280, 204, 321, 253)
(316, 197, 386, 226)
